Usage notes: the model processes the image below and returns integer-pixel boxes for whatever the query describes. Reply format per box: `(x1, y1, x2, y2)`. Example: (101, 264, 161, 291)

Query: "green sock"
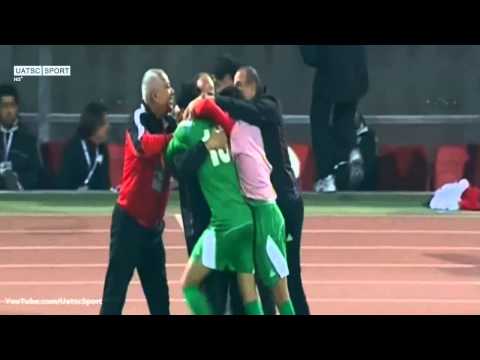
(183, 287, 212, 315)
(244, 300, 264, 315)
(279, 301, 295, 315)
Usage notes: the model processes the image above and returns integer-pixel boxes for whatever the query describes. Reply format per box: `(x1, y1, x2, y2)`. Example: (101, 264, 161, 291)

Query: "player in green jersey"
(166, 117, 263, 315)
(190, 84, 295, 316)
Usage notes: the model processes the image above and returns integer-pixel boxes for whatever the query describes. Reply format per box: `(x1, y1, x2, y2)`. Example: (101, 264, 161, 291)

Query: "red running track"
(0, 215, 479, 315)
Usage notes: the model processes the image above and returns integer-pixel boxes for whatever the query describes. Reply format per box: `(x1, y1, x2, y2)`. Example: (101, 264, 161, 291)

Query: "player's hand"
(186, 95, 204, 119)
(205, 129, 228, 150)
(201, 93, 215, 100)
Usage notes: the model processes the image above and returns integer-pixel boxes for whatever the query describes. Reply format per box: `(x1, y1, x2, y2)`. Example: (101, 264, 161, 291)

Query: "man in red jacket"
(100, 69, 176, 315)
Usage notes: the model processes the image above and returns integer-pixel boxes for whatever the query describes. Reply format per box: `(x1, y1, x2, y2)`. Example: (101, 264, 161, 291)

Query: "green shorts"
(191, 221, 255, 274)
(248, 199, 289, 288)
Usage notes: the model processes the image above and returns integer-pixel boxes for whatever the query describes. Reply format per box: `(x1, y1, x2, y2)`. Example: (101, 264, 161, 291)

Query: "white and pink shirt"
(194, 99, 277, 201)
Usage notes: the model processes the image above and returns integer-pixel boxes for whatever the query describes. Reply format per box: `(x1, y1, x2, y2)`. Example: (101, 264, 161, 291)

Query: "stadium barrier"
(21, 113, 480, 192)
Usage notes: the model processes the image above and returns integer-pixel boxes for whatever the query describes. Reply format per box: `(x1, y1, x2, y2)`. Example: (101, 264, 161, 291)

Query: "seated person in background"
(0, 84, 41, 191)
(58, 102, 111, 190)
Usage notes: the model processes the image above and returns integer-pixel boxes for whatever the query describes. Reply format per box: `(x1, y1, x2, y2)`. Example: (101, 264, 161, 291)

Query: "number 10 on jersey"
(202, 129, 231, 167)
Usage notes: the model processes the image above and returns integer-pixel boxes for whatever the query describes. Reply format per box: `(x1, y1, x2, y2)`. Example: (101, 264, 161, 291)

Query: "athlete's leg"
(248, 200, 295, 315)
(237, 273, 263, 315)
(272, 278, 295, 315)
(257, 280, 276, 315)
(181, 258, 212, 315)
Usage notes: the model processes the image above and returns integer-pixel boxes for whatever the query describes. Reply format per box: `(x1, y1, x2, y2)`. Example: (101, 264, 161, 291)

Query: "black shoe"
(2, 170, 23, 191)
(349, 149, 364, 189)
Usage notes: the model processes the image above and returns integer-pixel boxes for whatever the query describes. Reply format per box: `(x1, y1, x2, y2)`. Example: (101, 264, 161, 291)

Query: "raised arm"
(193, 99, 235, 136)
(127, 115, 172, 159)
(214, 95, 280, 128)
(136, 132, 172, 158)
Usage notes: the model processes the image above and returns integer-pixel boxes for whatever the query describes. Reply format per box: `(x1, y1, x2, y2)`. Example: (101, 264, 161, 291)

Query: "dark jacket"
(0, 121, 41, 190)
(300, 45, 369, 102)
(167, 142, 211, 254)
(215, 93, 299, 199)
(58, 135, 111, 190)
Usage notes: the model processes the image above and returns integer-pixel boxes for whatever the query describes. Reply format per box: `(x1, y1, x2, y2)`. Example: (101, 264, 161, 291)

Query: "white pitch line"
(0, 264, 187, 269)
(302, 229, 480, 235)
(0, 246, 186, 251)
(304, 298, 480, 304)
(0, 280, 479, 287)
(303, 280, 480, 286)
(174, 214, 184, 230)
(128, 298, 480, 304)
(0, 263, 477, 269)
(0, 280, 181, 286)
(0, 230, 109, 234)
(301, 263, 479, 268)
(0, 229, 183, 234)
(2, 245, 480, 251)
(301, 246, 480, 251)
(2, 228, 480, 235)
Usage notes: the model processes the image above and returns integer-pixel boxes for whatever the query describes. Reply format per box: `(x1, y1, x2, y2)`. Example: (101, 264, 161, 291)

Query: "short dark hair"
(77, 102, 108, 139)
(213, 55, 241, 81)
(218, 85, 244, 100)
(238, 66, 265, 97)
(177, 82, 201, 110)
(0, 84, 19, 104)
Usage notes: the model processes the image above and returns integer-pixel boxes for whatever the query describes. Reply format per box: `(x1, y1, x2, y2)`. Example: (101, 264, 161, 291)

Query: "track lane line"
(0, 263, 477, 269)
(2, 298, 479, 305)
(174, 214, 184, 230)
(3, 229, 480, 235)
(0, 280, 480, 286)
(1, 245, 480, 251)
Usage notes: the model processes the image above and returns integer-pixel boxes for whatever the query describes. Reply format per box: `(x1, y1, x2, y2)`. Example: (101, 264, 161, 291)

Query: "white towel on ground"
(429, 179, 470, 212)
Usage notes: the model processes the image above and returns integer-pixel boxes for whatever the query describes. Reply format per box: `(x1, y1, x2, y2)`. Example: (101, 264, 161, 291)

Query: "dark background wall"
(2, 45, 480, 115)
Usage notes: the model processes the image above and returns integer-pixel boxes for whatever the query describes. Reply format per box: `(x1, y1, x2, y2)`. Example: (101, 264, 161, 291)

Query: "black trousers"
(100, 205, 170, 315)
(277, 193, 310, 315)
(310, 97, 358, 180)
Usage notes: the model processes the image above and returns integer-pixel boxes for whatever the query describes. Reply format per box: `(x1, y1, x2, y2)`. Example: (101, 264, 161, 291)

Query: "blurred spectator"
(194, 72, 215, 96)
(58, 102, 111, 190)
(300, 45, 369, 193)
(0, 84, 41, 191)
(212, 55, 241, 93)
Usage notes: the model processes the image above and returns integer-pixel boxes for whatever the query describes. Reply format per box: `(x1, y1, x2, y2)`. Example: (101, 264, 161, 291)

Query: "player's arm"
(192, 99, 235, 136)
(134, 132, 172, 158)
(168, 143, 209, 180)
(166, 130, 228, 180)
(214, 95, 281, 128)
(127, 118, 173, 159)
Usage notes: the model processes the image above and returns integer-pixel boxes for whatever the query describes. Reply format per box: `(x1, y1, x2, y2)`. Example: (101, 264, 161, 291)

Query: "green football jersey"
(166, 119, 252, 232)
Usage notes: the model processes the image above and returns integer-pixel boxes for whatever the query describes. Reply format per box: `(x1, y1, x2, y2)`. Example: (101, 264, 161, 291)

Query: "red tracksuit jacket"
(117, 103, 176, 229)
